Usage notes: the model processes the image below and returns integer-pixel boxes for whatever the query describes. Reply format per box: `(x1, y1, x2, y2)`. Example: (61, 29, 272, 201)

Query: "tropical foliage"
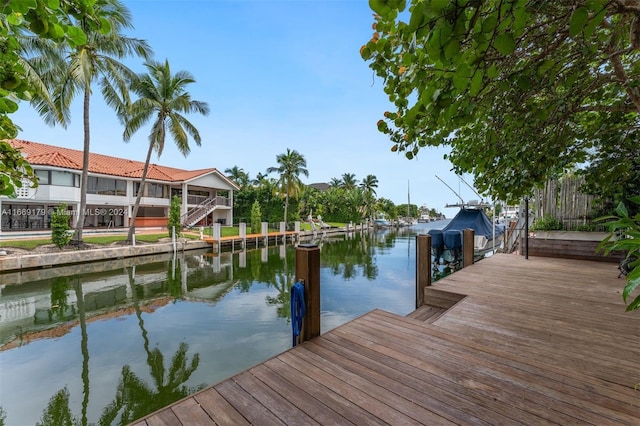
(24, 0, 152, 243)
(266, 149, 309, 225)
(50, 204, 72, 248)
(598, 198, 640, 312)
(167, 195, 182, 237)
(362, 0, 639, 203)
(118, 60, 209, 243)
(0, 0, 104, 195)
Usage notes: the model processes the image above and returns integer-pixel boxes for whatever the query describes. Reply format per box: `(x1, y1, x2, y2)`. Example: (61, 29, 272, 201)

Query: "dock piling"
(416, 234, 431, 308)
(295, 244, 321, 342)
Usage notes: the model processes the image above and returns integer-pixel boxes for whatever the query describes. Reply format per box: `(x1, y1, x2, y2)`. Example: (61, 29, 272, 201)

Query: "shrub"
(532, 215, 563, 231)
(251, 201, 262, 234)
(51, 204, 72, 248)
(168, 195, 182, 238)
(597, 197, 640, 312)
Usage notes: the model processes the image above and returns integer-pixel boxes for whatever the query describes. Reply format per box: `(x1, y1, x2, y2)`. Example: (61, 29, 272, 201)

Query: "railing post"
(463, 228, 475, 268)
(416, 234, 431, 308)
(296, 244, 321, 342)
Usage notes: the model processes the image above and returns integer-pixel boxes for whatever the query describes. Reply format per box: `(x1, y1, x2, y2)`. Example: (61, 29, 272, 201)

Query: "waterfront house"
(1, 139, 239, 233)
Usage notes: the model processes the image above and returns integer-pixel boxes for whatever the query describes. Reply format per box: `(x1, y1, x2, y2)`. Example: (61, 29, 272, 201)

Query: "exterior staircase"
(181, 197, 219, 228)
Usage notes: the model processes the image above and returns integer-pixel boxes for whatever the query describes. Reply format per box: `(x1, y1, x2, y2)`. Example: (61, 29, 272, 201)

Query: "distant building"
(307, 182, 330, 191)
(2, 139, 239, 233)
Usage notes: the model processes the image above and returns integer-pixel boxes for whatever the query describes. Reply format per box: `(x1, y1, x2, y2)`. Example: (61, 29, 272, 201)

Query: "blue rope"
(290, 281, 306, 347)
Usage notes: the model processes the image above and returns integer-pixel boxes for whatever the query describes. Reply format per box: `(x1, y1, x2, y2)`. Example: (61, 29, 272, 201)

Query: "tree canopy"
(0, 0, 106, 195)
(363, 0, 640, 203)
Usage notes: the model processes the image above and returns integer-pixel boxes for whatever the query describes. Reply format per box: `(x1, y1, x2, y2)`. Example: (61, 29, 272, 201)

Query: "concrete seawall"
(0, 240, 211, 273)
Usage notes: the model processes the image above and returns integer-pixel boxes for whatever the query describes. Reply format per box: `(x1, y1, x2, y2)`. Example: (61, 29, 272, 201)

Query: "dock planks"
(132, 254, 640, 425)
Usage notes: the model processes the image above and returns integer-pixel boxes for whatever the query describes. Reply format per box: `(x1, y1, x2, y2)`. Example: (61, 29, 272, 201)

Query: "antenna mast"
(435, 175, 464, 206)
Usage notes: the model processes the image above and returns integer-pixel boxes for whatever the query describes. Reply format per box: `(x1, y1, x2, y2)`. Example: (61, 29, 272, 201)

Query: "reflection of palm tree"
(99, 343, 202, 425)
(99, 268, 203, 425)
(36, 387, 75, 426)
(265, 243, 294, 319)
(73, 276, 90, 426)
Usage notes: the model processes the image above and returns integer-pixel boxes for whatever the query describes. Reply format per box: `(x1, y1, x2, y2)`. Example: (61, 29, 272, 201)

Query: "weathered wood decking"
(132, 254, 640, 425)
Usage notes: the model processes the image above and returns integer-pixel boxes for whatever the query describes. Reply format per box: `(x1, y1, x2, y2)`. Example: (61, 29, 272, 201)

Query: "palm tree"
(328, 177, 342, 188)
(341, 173, 358, 190)
(360, 174, 378, 196)
(360, 174, 379, 221)
(225, 166, 249, 187)
(120, 60, 210, 243)
(266, 149, 309, 226)
(26, 0, 153, 244)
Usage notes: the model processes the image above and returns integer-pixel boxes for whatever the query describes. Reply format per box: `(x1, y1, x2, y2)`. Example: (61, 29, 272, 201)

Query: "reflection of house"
(2, 139, 239, 232)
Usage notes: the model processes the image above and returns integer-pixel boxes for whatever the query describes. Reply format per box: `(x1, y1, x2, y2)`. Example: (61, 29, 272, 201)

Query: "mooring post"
(463, 228, 475, 268)
(416, 234, 431, 308)
(295, 244, 321, 342)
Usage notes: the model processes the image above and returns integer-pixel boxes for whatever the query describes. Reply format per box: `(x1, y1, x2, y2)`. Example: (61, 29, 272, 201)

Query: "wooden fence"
(532, 176, 601, 230)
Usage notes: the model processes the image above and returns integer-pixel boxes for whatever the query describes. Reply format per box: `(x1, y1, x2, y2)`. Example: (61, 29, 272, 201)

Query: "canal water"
(0, 221, 450, 425)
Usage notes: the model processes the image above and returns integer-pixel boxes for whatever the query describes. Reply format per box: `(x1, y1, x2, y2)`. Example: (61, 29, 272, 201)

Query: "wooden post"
(295, 244, 321, 342)
(463, 228, 475, 268)
(416, 234, 431, 308)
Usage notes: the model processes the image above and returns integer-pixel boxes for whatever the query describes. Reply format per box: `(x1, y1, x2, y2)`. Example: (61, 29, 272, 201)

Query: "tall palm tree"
(328, 177, 342, 188)
(26, 0, 153, 244)
(360, 174, 378, 196)
(360, 174, 379, 221)
(341, 173, 358, 190)
(224, 166, 249, 188)
(266, 149, 308, 226)
(120, 59, 209, 243)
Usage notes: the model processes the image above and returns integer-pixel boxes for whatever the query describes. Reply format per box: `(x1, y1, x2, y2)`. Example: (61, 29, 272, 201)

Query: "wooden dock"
(132, 254, 640, 425)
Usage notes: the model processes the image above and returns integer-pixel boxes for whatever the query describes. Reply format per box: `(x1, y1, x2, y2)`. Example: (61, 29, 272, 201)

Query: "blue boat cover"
(443, 230, 463, 249)
(443, 208, 504, 239)
(427, 229, 444, 248)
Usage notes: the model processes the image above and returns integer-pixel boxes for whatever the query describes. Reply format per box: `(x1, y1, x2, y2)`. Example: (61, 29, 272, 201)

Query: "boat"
(428, 207, 505, 267)
(373, 218, 391, 228)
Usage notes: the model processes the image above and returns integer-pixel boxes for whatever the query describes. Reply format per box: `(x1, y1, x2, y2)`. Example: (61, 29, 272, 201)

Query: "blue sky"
(12, 0, 484, 217)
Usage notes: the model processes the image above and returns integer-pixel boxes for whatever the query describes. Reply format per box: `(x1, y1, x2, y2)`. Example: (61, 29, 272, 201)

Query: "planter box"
(533, 231, 609, 241)
(523, 237, 624, 263)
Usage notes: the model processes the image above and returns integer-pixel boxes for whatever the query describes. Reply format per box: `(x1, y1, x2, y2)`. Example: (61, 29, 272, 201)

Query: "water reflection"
(0, 222, 448, 425)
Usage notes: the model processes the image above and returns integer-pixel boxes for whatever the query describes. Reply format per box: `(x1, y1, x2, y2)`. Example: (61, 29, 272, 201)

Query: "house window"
(87, 177, 126, 196)
(134, 182, 168, 198)
(35, 169, 49, 185)
(50, 170, 80, 187)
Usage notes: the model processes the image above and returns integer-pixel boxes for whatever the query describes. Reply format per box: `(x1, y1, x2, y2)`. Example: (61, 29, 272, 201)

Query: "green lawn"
(0, 232, 199, 250)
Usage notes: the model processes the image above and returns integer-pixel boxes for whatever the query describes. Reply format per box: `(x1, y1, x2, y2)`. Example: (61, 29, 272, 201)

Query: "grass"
(0, 232, 199, 251)
(0, 222, 353, 251)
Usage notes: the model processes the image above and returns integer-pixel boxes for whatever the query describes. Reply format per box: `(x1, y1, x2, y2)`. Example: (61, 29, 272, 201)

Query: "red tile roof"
(8, 139, 230, 185)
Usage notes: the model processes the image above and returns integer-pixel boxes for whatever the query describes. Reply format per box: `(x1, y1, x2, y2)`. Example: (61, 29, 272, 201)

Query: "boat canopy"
(443, 208, 504, 239)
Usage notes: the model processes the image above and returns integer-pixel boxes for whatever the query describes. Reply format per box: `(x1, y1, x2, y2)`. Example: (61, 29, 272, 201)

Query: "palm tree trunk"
(284, 194, 289, 230)
(74, 87, 91, 244)
(127, 141, 155, 243)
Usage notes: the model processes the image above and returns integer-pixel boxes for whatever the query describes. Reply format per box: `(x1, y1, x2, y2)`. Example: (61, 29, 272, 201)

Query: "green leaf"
(369, 0, 391, 17)
(444, 38, 460, 59)
(583, 8, 606, 38)
(408, 2, 425, 32)
(536, 60, 554, 77)
(99, 17, 111, 34)
(430, 0, 449, 13)
(10, 0, 36, 13)
(469, 71, 483, 95)
(46, 0, 60, 8)
(625, 295, 640, 312)
(622, 272, 640, 303)
(487, 64, 499, 78)
(615, 202, 629, 217)
(482, 15, 497, 33)
(569, 7, 589, 37)
(585, 0, 605, 12)
(65, 25, 87, 46)
(494, 33, 516, 55)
